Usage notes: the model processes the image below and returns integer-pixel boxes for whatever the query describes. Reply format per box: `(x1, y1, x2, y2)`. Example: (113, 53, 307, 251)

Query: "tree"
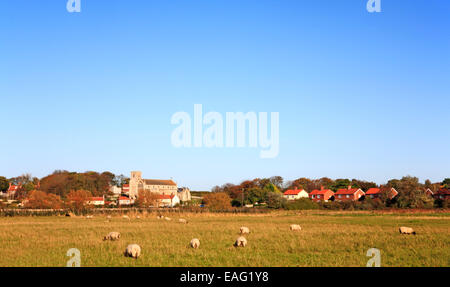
(390, 176, 433, 209)
(24, 190, 63, 209)
(442, 178, 450, 188)
(266, 192, 286, 209)
(0, 177, 8, 192)
(135, 189, 159, 208)
(203, 192, 232, 211)
(66, 190, 92, 211)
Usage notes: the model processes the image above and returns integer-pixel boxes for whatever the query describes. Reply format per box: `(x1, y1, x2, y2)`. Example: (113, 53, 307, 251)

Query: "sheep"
(122, 215, 130, 220)
(164, 217, 172, 221)
(136, 215, 141, 219)
(190, 238, 200, 249)
(157, 215, 164, 220)
(124, 244, 141, 259)
(179, 218, 188, 224)
(240, 226, 250, 235)
(103, 232, 121, 241)
(86, 215, 94, 219)
(106, 215, 112, 219)
(290, 224, 302, 231)
(234, 236, 247, 247)
(399, 227, 416, 235)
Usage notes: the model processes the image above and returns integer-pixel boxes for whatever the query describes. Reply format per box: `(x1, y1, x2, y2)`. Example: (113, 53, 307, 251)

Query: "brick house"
(335, 186, 365, 202)
(283, 188, 309, 201)
(309, 187, 334, 202)
(365, 187, 398, 200)
(434, 188, 450, 201)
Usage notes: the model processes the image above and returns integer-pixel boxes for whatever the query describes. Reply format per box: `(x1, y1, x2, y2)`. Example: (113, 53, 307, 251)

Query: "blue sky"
(1, 0, 449, 190)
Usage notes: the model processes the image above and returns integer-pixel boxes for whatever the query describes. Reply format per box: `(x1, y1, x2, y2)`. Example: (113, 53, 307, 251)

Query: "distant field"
(0, 211, 448, 267)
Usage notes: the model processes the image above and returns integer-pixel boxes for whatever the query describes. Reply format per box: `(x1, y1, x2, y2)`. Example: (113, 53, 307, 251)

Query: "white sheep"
(157, 215, 164, 220)
(136, 215, 141, 219)
(234, 236, 247, 247)
(190, 238, 200, 249)
(122, 215, 130, 220)
(124, 244, 141, 259)
(240, 226, 250, 234)
(103, 231, 121, 241)
(164, 217, 172, 221)
(179, 218, 188, 224)
(290, 224, 301, 231)
(399, 226, 416, 235)
(86, 215, 94, 219)
(106, 215, 112, 219)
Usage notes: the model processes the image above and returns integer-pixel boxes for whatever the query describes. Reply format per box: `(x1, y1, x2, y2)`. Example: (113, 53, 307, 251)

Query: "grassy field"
(0, 210, 448, 267)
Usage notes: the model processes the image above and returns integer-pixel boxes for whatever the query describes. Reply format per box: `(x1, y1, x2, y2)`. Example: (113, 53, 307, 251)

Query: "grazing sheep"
(190, 238, 200, 249)
(399, 227, 416, 235)
(122, 215, 130, 220)
(234, 236, 247, 247)
(179, 218, 188, 224)
(240, 226, 250, 234)
(290, 224, 301, 231)
(103, 232, 121, 241)
(136, 215, 141, 219)
(164, 217, 172, 221)
(157, 215, 164, 219)
(124, 244, 141, 259)
(86, 215, 94, 219)
(106, 215, 112, 219)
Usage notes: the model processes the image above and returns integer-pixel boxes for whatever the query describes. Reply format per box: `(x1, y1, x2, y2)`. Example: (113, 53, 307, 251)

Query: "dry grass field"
(0, 210, 448, 267)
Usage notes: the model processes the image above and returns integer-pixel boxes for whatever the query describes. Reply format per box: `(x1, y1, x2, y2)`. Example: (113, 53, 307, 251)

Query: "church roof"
(144, 179, 177, 186)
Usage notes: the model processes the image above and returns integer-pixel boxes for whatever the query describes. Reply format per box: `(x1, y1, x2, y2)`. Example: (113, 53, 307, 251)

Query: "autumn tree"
(0, 177, 8, 192)
(66, 190, 93, 211)
(24, 190, 63, 209)
(135, 189, 159, 208)
(203, 192, 232, 211)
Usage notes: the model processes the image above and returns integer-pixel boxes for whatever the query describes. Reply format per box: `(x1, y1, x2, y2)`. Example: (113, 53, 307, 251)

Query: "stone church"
(128, 171, 178, 199)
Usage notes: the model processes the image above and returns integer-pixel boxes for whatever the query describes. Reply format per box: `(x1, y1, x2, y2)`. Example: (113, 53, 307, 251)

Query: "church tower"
(129, 171, 142, 199)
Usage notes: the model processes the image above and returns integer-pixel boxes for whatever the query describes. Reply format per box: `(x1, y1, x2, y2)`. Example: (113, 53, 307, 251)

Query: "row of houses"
(283, 186, 450, 202)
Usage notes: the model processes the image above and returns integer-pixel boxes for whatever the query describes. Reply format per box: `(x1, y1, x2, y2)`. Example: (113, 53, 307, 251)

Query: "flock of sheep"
(84, 213, 416, 260)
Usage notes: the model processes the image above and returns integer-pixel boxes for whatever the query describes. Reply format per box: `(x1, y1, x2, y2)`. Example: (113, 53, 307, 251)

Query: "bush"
(203, 192, 232, 211)
(283, 198, 319, 210)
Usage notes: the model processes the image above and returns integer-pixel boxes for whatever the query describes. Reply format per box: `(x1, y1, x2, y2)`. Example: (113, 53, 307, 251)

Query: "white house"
(118, 196, 132, 206)
(283, 188, 309, 200)
(158, 194, 180, 207)
(88, 196, 105, 206)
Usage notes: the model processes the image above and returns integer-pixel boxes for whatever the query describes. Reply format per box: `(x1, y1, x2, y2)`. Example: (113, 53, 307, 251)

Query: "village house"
(424, 188, 434, 197)
(365, 187, 398, 200)
(118, 196, 132, 206)
(1, 183, 20, 199)
(128, 171, 178, 199)
(177, 187, 192, 202)
(283, 188, 309, 200)
(309, 187, 334, 202)
(434, 188, 450, 201)
(335, 186, 365, 202)
(88, 196, 105, 206)
(157, 194, 180, 207)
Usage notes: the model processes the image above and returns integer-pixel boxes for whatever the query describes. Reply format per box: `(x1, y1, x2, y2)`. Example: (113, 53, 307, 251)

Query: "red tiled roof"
(335, 188, 362, 195)
(437, 188, 450, 195)
(366, 188, 381, 195)
(310, 189, 333, 195)
(158, 194, 175, 200)
(90, 197, 104, 201)
(284, 189, 304, 195)
(119, 196, 130, 200)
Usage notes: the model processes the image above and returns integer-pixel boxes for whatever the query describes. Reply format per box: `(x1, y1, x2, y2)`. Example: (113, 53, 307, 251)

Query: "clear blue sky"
(1, 0, 449, 190)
